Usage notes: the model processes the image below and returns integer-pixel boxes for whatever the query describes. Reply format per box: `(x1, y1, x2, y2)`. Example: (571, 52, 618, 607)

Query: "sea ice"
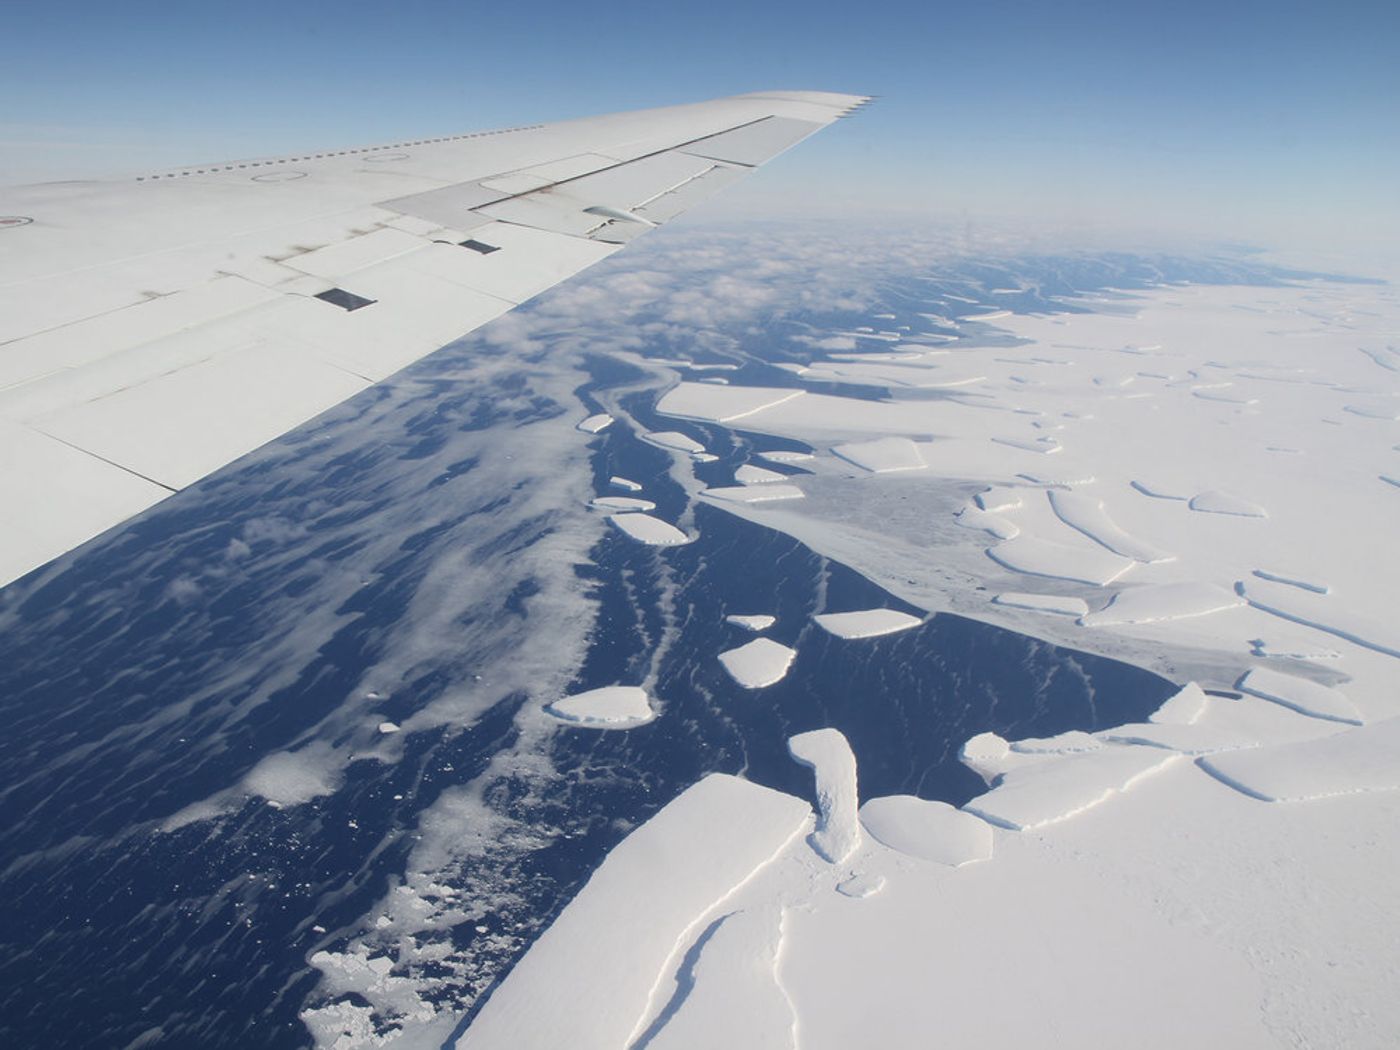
(718, 638, 797, 689)
(734, 464, 787, 485)
(608, 514, 691, 546)
(641, 907, 795, 1050)
(643, 431, 707, 454)
(963, 745, 1181, 831)
(1188, 490, 1268, 518)
(1048, 489, 1174, 563)
(1241, 581, 1400, 659)
(831, 437, 926, 473)
(959, 732, 1013, 784)
(1101, 722, 1262, 756)
(1149, 682, 1209, 725)
(975, 486, 1025, 513)
(954, 506, 1020, 539)
(1199, 717, 1400, 801)
(812, 609, 922, 639)
(455, 774, 810, 1050)
(991, 592, 1089, 616)
(576, 413, 613, 434)
(1010, 730, 1102, 754)
(1079, 582, 1244, 626)
(858, 795, 993, 866)
(590, 496, 656, 511)
(726, 614, 776, 632)
(1237, 667, 1362, 725)
(656, 382, 805, 423)
(701, 484, 805, 504)
(987, 535, 1135, 586)
(757, 449, 813, 464)
(788, 729, 861, 864)
(1130, 479, 1189, 501)
(1252, 569, 1329, 594)
(836, 873, 886, 899)
(545, 686, 656, 729)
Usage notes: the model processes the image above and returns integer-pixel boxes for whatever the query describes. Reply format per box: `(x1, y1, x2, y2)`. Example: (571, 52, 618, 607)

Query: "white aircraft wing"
(0, 90, 868, 588)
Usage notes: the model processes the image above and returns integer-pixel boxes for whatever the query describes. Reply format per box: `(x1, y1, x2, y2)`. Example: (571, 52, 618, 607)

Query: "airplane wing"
(0, 90, 868, 589)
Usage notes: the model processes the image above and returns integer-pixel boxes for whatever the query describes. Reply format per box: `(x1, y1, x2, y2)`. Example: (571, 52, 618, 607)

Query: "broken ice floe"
(831, 436, 926, 473)
(701, 484, 805, 504)
(607, 514, 692, 546)
(725, 614, 776, 632)
(859, 795, 993, 867)
(734, 464, 787, 485)
(1047, 489, 1174, 563)
(642, 431, 707, 455)
(1237, 667, 1362, 725)
(718, 638, 797, 689)
(590, 496, 656, 512)
(545, 686, 656, 729)
(1199, 717, 1400, 801)
(456, 774, 809, 1050)
(1078, 582, 1244, 627)
(962, 744, 1181, 831)
(576, 413, 614, 434)
(992, 592, 1089, 617)
(812, 609, 922, 639)
(987, 536, 1135, 587)
(788, 729, 861, 864)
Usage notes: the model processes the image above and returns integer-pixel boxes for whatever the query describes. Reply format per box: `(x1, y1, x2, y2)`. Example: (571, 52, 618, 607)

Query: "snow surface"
(701, 484, 805, 504)
(718, 638, 797, 689)
(991, 591, 1088, 616)
(987, 535, 1135, 586)
(734, 464, 787, 485)
(455, 774, 810, 1050)
(831, 437, 925, 473)
(545, 686, 656, 729)
(643, 431, 707, 454)
(858, 796, 992, 867)
(1079, 581, 1244, 626)
(1200, 717, 1400, 801)
(461, 279, 1400, 1050)
(576, 413, 614, 434)
(811, 609, 922, 639)
(607, 513, 691, 546)
(1237, 666, 1362, 725)
(725, 614, 776, 632)
(590, 496, 656, 511)
(788, 729, 860, 864)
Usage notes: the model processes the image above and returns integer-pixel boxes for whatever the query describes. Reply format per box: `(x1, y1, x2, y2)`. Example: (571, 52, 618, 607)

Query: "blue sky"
(3, 0, 1397, 258)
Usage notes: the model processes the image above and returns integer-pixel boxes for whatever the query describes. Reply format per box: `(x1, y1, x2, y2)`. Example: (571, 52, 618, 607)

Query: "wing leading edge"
(0, 90, 869, 588)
